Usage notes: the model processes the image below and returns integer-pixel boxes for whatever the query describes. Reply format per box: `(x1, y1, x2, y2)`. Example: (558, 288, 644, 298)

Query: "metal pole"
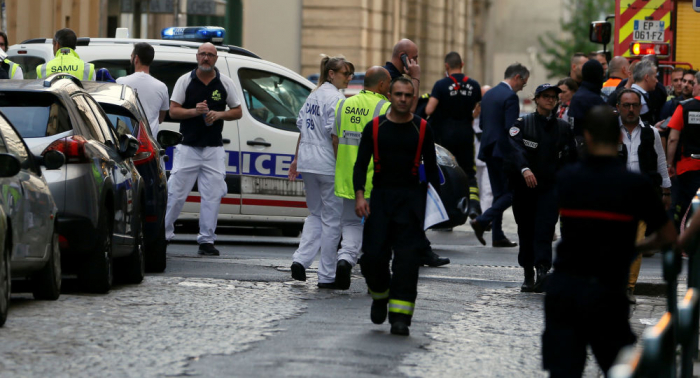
(172, 0, 179, 27)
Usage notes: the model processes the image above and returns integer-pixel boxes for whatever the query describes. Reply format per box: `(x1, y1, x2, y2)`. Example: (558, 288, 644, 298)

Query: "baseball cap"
(535, 83, 562, 96)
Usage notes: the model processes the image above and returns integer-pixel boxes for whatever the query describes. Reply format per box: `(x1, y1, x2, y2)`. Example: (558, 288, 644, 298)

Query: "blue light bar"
(161, 26, 226, 45)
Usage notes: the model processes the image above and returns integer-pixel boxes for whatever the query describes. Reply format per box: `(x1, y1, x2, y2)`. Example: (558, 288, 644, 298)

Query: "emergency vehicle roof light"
(630, 42, 670, 58)
(161, 26, 225, 45)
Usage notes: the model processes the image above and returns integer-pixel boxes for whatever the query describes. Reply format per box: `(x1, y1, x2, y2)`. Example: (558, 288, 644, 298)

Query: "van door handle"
(222, 138, 231, 144)
(247, 140, 271, 147)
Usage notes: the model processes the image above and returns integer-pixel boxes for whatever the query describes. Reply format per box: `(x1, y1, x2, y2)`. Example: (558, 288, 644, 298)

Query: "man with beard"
(165, 42, 243, 256)
(116, 42, 170, 136)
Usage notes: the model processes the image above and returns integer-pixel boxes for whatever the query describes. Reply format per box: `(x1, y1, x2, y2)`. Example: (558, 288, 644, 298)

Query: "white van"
(7, 30, 469, 234)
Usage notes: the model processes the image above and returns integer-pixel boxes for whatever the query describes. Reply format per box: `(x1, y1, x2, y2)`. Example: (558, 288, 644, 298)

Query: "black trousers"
(512, 183, 558, 270)
(476, 158, 512, 241)
(542, 272, 635, 377)
(360, 187, 428, 324)
(669, 170, 700, 231)
(437, 121, 477, 188)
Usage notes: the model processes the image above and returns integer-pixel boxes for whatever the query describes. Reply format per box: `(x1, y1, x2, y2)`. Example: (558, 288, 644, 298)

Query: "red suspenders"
(448, 75, 469, 91)
(372, 116, 426, 176)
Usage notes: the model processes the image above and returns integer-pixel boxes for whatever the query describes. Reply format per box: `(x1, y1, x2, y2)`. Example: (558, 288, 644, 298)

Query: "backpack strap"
(372, 116, 381, 173)
(412, 118, 427, 176)
(449, 75, 461, 90)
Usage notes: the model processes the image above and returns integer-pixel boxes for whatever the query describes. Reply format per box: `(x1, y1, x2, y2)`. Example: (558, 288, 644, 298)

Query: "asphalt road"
(0, 215, 678, 378)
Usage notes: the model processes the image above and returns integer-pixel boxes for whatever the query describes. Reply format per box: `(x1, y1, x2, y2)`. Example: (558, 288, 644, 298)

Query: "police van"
(7, 27, 469, 234)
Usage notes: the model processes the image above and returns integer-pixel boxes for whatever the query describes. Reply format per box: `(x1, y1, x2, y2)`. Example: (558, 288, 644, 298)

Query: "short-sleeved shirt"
(171, 68, 241, 147)
(430, 73, 481, 124)
(668, 96, 700, 175)
(117, 72, 170, 136)
(555, 156, 668, 287)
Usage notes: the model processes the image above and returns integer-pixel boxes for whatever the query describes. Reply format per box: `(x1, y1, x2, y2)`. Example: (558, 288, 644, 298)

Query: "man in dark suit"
(470, 63, 529, 247)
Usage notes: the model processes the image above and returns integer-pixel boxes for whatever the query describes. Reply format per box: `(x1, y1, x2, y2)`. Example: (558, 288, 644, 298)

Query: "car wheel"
(80, 205, 113, 294)
(31, 226, 61, 300)
(120, 211, 145, 284)
(0, 236, 10, 327)
(146, 221, 166, 273)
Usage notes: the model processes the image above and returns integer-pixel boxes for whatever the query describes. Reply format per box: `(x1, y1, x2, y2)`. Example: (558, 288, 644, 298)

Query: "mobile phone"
(659, 117, 671, 129)
(400, 53, 409, 70)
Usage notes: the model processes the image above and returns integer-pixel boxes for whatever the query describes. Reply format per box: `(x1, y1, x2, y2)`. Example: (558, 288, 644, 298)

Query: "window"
(84, 96, 119, 146)
(99, 103, 139, 136)
(92, 60, 198, 96)
(0, 93, 71, 138)
(0, 117, 34, 171)
(238, 68, 310, 132)
(71, 95, 106, 143)
(10, 56, 46, 80)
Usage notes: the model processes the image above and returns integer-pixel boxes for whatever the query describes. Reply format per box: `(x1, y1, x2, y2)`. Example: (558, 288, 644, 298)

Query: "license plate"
(633, 20, 665, 42)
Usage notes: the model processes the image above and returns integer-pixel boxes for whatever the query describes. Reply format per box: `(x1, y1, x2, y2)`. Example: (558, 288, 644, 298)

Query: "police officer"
(354, 77, 440, 336)
(331, 66, 391, 290)
(507, 84, 576, 293)
(542, 106, 675, 377)
(665, 70, 700, 231)
(425, 52, 482, 219)
(0, 31, 23, 79)
(165, 42, 243, 256)
(36, 28, 94, 80)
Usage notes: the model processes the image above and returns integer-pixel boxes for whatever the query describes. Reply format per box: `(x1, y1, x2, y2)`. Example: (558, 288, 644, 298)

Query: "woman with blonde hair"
(288, 55, 354, 288)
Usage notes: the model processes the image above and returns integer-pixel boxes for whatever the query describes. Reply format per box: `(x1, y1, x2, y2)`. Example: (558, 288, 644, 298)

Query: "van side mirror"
(0, 154, 20, 177)
(590, 21, 611, 45)
(157, 130, 183, 148)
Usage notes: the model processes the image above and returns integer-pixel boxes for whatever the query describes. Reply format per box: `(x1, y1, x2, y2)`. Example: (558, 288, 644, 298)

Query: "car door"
(0, 116, 53, 259)
(230, 62, 310, 216)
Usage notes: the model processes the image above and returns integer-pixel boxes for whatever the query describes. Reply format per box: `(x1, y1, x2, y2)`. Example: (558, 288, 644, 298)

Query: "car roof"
(0, 77, 85, 94)
(82, 81, 141, 118)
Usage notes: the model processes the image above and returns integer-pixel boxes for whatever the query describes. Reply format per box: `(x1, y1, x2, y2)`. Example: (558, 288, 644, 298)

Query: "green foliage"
(538, 0, 615, 78)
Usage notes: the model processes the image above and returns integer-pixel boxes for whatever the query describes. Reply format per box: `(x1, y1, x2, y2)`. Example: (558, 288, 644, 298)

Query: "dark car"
(83, 81, 182, 272)
(0, 74, 146, 293)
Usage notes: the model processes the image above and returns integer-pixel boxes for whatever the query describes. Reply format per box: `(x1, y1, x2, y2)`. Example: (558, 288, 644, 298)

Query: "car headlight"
(435, 144, 457, 168)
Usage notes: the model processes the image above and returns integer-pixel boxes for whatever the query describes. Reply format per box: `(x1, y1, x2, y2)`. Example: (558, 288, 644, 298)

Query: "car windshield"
(0, 93, 71, 138)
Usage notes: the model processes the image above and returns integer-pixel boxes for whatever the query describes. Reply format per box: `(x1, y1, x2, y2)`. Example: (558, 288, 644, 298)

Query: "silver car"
(0, 112, 65, 327)
(0, 75, 145, 294)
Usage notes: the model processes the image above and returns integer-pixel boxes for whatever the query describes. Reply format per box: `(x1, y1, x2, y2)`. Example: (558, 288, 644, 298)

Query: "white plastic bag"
(424, 183, 448, 230)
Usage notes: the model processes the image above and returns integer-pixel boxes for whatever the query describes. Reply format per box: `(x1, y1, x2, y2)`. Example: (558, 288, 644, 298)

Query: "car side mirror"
(589, 21, 611, 45)
(0, 153, 21, 177)
(119, 134, 140, 158)
(157, 130, 183, 148)
(40, 150, 65, 170)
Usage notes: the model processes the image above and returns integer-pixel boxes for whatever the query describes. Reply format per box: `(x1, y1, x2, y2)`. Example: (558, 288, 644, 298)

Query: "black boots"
(533, 265, 549, 293)
(521, 267, 535, 292)
(335, 260, 352, 290)
(291, 262, 306, 281)
(422, 250, 450, 267)
(390, 321, 410, 336)
(371, 299, 388, 324)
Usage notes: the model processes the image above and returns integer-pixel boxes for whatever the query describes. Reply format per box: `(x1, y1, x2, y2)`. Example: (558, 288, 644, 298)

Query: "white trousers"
(474, 136, 493, 210)
(292, 172, 342, 283)
(165, 145, 227, 244)
(338, 198, 362, 266)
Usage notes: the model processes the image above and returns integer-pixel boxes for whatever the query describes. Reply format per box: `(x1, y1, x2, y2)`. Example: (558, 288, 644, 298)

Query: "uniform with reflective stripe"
(334, 90, 390, 199)
(36, 47, 95, 80)
(388, 299, 415, 315)
(4, 59, 18, 79)
(369, 288, 389, 300)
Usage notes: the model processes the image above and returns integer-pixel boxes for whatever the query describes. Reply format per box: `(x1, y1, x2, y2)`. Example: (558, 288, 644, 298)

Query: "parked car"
(83, 81, 183, 272)
(0, 112, 65, 326)
(0, 74, 145, 293)
(7, 30, 469, 233)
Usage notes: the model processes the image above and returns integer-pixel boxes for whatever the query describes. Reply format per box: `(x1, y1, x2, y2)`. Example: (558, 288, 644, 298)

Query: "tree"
(537, 0, 615, 78)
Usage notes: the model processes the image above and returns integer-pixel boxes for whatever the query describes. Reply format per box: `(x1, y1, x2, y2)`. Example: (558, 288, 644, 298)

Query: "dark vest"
(618, 124, 661, 186)
(680, 98, 700, 156)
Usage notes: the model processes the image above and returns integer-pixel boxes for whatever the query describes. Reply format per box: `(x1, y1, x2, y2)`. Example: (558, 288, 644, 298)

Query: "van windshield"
(0, 93, 71, 138)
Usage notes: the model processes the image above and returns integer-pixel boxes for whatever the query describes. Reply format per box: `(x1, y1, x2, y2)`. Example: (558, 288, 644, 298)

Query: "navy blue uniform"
(507, 112, 575, 271)
(542, 155, 668, 376)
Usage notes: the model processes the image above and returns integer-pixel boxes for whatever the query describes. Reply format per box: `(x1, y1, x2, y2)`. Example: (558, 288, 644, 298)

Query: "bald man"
(383, 38, 422, 113)
(602, 57, 630, 102)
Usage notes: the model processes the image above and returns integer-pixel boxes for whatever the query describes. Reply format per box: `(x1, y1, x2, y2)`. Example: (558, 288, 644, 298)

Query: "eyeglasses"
(197, 52, 217, 59)
(335, 70, 354, 79)
(540, 94, 558, 100)
(620, 103, 641, 109)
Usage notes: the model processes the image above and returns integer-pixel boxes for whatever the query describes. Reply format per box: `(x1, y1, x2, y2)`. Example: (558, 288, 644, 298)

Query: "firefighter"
(425, 52, 483, 219)
(332, 66, 392, 290)
(354, 77, 440, 336)
(507, 84, 576, 293)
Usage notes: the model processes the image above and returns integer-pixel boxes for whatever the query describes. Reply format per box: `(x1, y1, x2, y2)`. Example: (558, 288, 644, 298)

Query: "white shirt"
(117, 72, 170, 136)
(631, 84, 649, 115)
(296, 82, 344, 175)
(619, 118, 671, 188)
